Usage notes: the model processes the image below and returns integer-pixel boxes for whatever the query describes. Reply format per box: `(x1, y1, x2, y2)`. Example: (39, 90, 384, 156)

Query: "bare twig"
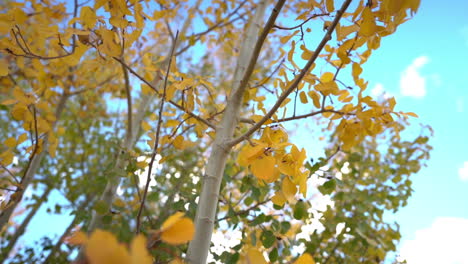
(275, 108, 354, 123)
(274, 13, 330, 30)
(217, 199, 269, 222)
(135, 31, 179, 234)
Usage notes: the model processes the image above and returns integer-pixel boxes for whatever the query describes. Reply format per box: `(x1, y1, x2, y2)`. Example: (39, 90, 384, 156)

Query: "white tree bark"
(186, 1, 270, 263)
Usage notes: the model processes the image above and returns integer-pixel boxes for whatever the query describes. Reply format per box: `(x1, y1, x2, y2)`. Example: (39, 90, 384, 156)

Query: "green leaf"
(226, 252, 239, 264)
(280, 221, 291, 234)
(93, 200, 109, 215)
(318, 179, 336, 195)
(293, 201, 307, 220)
(249, 214, 265, 226)
(261, 230, 275, 248)
(269, 248, 278, 262)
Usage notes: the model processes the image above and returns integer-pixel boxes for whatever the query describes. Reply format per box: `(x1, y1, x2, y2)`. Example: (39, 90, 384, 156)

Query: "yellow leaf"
(11, 104, 28, 121)
(359, 8, 377, 37)
(245, 248, 267, 264)
(282, 177, 297, 203)
(4, 137, 16, 148)
(299, 91, 308, 104)
(0, 60, 8, 76)
(80, 6, 97, 29)
(251, 155, 276, 180)
(406, 112, 418, 118)
(280, 31, 299, 44)
(86, 230, 131, 264)
(17, 133, 28, 145)
(0, 150, 14, 166)
(337, 24, 359, 41)
(271, 191, 286, 207)
(308, 90, 321, 108)
(141, 120, 151, 131)
(320, 72, 334, 83)
(10, 8, 28, 24)
(95, 0, 107, 9)
(294, 253, 316, 264)
(141, 84, 153, 95)
(130, 235, 153, 264)
(160, 213, 195, 245)
(173, 135, 185, 150)
(299, 44, 315, 62)
(97, 28, 121, 57)
(66, 230, 88, 245)
(352, 62, 362, 82)
(288, 41, 300, 69)
(1, 99, 17, 105)
(326, 0, 334, 12)
(245, 143, 268, 163)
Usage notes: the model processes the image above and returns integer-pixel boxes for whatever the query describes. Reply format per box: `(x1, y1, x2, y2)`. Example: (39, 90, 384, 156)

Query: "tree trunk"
(186, 1, 270, 263)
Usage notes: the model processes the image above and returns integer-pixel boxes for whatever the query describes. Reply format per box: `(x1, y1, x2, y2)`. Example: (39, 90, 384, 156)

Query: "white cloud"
(400, 56, 429, 98)
(371, 83, 393, 99)
(398, 217, 468, 264)
(459, 161, 468, 181)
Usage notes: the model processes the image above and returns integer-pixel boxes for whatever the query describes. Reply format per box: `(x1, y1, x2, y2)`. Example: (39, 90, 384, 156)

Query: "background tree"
(0, 0, 428, 263)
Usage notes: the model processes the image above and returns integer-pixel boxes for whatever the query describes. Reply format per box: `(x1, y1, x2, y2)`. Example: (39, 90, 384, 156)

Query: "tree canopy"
(0, 0, 430, 263)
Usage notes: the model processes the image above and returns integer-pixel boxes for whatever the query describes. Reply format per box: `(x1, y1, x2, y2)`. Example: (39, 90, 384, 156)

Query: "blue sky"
(359, 0, 468, 262)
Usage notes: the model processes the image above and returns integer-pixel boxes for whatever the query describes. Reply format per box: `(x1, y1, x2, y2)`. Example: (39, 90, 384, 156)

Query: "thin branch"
(19, 106, 40, 187)
(168, 99, 216, 129)
(0, 187, 16, 192)
(274, 13, 330, 30)
(333, 33, 358, 81)
(71, 0, 79, 52)
(250, 58, 285, 89)
(275, 108, 354, 123)
(228, 0, 353, 147)
(0, 164, 19, 184)
(174, 3, 248, 58)
(121, 61, 133, 145)
(136, 31, 179, 234)
(8, 26, 73, 60)
(217, 199, 269, 222)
